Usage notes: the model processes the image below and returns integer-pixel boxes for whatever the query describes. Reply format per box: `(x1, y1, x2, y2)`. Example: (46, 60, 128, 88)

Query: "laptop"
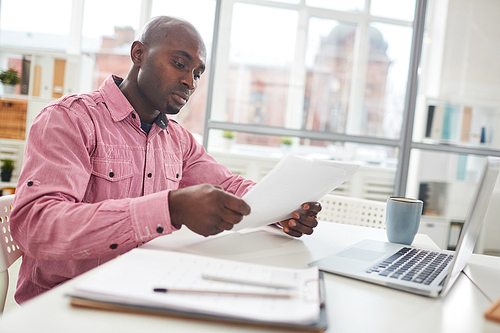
(310, 156, 500, 297)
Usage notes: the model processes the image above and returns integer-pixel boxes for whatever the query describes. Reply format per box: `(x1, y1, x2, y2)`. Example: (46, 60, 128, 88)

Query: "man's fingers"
(292, 211, 318, 228)
(219, 207, 247, 225)
(282, 226, 303, 238)
(301, 202, 322, 214)
(222, 193, 251, 216)
(218, 220, 236, 231)
(277, 202, 321, 238)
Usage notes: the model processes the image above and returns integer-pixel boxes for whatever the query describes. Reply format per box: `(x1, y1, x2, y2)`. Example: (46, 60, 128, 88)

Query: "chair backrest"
(318, 194, 387, 229)
(0, 194, 22, 313)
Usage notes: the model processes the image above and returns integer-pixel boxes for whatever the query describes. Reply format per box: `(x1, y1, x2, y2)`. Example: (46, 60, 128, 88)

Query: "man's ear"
(130, 41, 145, 67)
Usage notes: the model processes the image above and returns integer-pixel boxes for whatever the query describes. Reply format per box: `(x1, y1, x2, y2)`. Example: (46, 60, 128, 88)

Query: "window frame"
(202, 0, 422, 196)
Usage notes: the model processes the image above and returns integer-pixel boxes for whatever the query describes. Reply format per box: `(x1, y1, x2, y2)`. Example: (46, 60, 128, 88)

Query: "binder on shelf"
(425, 105, 435, 138)
(441, 104, 459, 141)
(52, 59, 66, 98)
(21, 56, 31, 95)
(460, 106, 472, 142)
(68, 248, 328, 332)
(32, 65, 41, 97)
(430, 105, 445, 141)
(20, 56, 31, 95)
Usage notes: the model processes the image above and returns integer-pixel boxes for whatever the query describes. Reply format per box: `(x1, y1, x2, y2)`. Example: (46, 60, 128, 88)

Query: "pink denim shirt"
(10, 75, 254, 303)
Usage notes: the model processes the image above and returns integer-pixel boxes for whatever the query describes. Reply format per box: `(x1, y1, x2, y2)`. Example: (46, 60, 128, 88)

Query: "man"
(10, 16, 321, 303)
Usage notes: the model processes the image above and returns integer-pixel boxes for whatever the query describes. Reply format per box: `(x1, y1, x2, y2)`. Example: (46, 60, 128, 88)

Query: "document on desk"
(233, 154, 360, 231)
(69, 248, 325, 330)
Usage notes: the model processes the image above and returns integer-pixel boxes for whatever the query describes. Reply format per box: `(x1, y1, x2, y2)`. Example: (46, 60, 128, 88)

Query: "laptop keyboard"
(366, 247, 454, 285)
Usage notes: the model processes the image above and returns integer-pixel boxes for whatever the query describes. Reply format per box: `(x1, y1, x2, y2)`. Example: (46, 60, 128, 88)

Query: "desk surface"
(1, 222, 499, 333)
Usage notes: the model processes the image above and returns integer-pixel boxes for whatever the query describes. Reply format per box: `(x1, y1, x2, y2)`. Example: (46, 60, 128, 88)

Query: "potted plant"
(1, 158, 15, 182)
(281, 136, 293, 146)
(281, 136, 293, 152)
(0, 68, 21, 94)
(222, 130, 235, 150)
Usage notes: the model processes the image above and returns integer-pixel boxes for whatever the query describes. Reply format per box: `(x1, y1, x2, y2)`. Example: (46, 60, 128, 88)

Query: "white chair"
(318, 194, 387, 229)
(0, 194, 22, 313)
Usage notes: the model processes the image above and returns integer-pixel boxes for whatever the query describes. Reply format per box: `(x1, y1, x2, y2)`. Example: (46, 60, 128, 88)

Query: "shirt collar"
(154, 113, 169, 130)
(99, 75, 168, 130)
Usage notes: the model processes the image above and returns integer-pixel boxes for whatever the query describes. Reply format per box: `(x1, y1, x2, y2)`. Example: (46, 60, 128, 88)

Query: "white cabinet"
(418, 216, 449, 250)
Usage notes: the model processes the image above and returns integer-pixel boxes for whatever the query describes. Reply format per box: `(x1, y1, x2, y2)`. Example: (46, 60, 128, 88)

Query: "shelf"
(411, 141, 500, 157)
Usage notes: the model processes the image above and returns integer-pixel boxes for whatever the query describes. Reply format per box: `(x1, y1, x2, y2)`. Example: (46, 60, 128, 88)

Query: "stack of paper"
(69, 248, 325, 329)
(233, 153, 360, 231)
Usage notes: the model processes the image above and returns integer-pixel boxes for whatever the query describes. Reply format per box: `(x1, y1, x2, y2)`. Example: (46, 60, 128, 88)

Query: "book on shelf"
(429, 104, 445, 141)
(425, 105, 435, 138)
(20, 56, 31, 95)
(52, 58, 66, 98)
(68, 248, 328, 332)
(460, 106, 472, 142)
(32, 65, 41, 97)
(441, 104, 460, 141)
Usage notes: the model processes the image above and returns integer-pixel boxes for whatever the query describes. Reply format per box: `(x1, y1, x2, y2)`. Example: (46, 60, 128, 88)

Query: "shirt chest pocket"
(91, 159, 133, 181)
(164, 162, 182, 189)
(86, 158, 134, 201)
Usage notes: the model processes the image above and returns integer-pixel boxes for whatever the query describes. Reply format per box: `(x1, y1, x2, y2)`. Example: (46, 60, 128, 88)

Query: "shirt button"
(157, 226, 164, 233)
(27, 181, 33, 186)
(148, 172, 152, 178)
(131, 113, 136, 119)
(109, 172, 114, 178)
(110, 244, 118, 249)
(176, 173, 179, 178)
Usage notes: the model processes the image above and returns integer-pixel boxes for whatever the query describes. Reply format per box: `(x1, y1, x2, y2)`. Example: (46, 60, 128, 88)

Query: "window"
(81, 0, 142, 89)
(0, 0, 72, 51)
(206, 0, 417, 199)
(303, 19, 357, 136)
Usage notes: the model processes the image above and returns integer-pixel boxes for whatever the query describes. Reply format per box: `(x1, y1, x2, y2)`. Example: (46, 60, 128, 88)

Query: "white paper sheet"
(232, 154, 359, 231)
(70, 248, 320, 325)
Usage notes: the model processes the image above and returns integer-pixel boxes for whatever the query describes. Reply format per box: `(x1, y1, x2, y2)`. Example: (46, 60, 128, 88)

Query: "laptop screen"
(440, 156, 500, 296)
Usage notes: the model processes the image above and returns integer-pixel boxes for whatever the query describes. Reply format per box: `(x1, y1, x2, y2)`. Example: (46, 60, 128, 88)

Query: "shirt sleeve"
(10, 102, 172, 261)
(175, 125, 255, 197)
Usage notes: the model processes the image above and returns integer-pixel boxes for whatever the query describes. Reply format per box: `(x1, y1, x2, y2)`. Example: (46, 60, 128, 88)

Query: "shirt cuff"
(129, 190, 174, 242)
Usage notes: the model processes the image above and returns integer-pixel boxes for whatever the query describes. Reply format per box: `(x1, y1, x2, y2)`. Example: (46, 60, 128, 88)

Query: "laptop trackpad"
(337, 248, 386, 262)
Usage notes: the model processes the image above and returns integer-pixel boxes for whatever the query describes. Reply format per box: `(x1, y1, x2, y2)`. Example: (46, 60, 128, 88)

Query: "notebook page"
(70, 248, 321, 325)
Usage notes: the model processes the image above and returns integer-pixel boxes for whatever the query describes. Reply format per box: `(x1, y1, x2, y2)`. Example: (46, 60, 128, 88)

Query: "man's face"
(136, 26, 206, 115)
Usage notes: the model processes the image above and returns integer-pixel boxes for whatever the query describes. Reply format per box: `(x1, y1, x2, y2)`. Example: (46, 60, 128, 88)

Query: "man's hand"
(278, 202, 322, 237)
(169, 184, 251, 237)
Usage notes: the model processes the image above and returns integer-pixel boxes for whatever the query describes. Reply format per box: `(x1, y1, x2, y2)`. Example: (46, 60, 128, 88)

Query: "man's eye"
(173, 60, 185, 69)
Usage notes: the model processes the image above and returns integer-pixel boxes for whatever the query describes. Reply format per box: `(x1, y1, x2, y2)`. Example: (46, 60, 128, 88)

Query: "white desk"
(465, 254, 500, 302)
(0, 222, 499, 333)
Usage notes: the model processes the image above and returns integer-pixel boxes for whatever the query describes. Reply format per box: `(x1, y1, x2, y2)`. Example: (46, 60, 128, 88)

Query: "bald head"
(137, 16, 205, 52)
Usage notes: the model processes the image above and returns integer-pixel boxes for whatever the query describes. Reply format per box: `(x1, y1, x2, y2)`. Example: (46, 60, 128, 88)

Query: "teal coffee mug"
(385, 197, 423, 245)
